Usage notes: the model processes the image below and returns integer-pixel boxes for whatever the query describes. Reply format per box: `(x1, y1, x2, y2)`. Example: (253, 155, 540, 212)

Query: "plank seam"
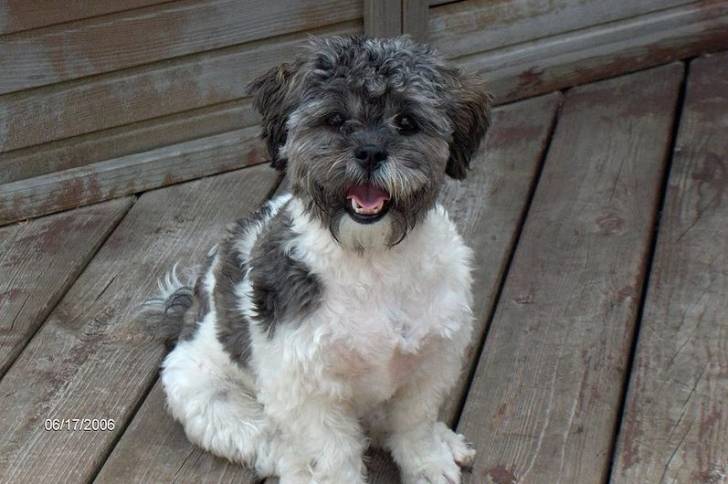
(0, 196, 138, 384)
(0, 96, 255, 161)
(451, 92, 566, 428)
(431, 0, 466, 7)
(87, 358, 160, 484)
(602, 60, 691, 484)
(126, 156, 278, 199)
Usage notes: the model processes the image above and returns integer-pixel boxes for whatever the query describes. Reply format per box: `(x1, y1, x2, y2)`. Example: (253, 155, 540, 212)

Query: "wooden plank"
(611, 53, 728, 484)
(0, 0, 169, 35)
(458, 1, 728, 104)
(364, 0, 401, 37)
(0, 198, 133, 377)
(0, 98, 257, 185)
(0, 21, 358, 153)
(439, 93, 563, 425)
(402, 0, 429, 41)
(0, 126, 266, 226)
(367, 93, 563, 482)
(0, 0, 361, 95)
(100, 94, 562, 484)
(456, 63, 683, 484)
(0, 165, 281, 483)
(429, 0, 692, 60)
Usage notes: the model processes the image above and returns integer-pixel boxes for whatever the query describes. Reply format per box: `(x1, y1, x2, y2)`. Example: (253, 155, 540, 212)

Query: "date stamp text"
(43, 418, 116, 431)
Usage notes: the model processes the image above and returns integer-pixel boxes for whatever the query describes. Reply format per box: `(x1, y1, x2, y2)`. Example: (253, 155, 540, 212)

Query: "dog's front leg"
(262, 387, 367, 484)
(383, 353, 475, 484)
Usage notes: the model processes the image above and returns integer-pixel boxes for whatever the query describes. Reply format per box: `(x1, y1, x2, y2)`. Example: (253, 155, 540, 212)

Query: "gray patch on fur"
(214, 251, 251, 365)
(248, 209, 322, 337)
(214, 203, 274, 366)
(247, 35, 491, 247)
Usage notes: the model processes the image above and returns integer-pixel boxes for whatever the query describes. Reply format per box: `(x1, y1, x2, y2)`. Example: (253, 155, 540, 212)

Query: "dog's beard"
(301, 185, 431, 252)
(336, 212, 394, 252)
(293, 184, 402, 251)
(290, 164, 441, 251)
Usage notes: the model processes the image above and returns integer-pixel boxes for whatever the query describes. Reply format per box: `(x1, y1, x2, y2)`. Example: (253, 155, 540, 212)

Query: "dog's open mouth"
(345, 183, 391, 224)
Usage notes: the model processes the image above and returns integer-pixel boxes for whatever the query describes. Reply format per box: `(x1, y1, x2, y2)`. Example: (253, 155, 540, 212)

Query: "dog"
(149, 35, 491, 483)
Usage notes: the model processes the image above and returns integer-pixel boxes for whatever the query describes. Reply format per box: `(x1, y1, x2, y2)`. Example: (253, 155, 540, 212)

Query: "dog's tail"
(140, 264, 197, 346)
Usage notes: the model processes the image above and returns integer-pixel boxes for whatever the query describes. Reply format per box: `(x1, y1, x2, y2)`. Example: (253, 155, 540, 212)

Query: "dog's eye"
(395, 114, 419, 135)
(325, 113, 346, 129)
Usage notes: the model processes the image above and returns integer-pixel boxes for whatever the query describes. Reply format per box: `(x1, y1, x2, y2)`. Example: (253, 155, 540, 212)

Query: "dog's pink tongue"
(346, 184, 390, 209)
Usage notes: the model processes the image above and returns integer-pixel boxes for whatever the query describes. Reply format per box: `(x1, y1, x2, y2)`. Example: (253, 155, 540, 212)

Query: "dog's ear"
(444, 74, 492, 180)
(247, 62, 301, 171)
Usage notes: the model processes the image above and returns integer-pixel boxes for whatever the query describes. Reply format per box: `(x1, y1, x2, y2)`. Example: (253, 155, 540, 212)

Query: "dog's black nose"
(354, 145, 387, 171)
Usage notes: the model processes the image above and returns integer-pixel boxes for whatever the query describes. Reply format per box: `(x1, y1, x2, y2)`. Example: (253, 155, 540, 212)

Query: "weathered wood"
(368, 93, 563, 483)
(0, 126, 266, 226)
(402, 0, 429, 41)
(0, 21, 358, 153)
(429, 0, 691, 60)
(0, 198, 133, 377)
(0, 0, 361, 95)
(611, 53, 728, 484)
(0, 98, 257, 185)
(2, 1, 722, 157)
(364, 0, 401, 37)
(0, 0, 167, 35)
(0, 165, 280, 483)
(458, 1, 728, 104)
(440, 94, 564, 424)
(456, 64, 683, 484)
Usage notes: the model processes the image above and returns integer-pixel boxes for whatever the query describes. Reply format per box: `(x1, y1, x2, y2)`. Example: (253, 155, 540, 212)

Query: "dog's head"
(249, 35, 491, 250)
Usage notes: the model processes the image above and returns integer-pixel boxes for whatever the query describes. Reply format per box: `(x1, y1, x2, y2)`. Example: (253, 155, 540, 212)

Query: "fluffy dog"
(152, 35, 491, 483)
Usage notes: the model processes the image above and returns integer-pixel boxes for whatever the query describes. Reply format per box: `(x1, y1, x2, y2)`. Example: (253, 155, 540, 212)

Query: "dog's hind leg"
(161, 310, 276, 476)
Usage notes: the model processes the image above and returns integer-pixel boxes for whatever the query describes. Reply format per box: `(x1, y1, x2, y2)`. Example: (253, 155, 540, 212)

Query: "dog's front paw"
(434, 422, 476, 469)
(395, 423, 476, 484)
(401, 446, 461, 484)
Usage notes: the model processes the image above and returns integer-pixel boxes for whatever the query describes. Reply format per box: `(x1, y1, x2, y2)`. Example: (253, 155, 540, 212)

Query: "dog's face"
(249, 35, 491, 249)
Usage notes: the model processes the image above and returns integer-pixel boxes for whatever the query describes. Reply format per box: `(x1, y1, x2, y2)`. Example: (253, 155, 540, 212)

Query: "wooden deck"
(1, 53, 727, 484)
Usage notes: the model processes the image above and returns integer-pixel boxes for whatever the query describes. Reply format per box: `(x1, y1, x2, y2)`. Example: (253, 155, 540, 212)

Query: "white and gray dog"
(151, 35, 491, 483)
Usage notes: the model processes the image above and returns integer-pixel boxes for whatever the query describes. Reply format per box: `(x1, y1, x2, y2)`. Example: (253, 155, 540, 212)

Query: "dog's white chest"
(321, 263, 458, 407)
(291, 204, 474, 409)
(328, 322, 432, 407)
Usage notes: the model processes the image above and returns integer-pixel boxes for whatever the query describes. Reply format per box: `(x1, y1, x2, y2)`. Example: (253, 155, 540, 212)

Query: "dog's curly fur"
(153, 35, 491, 483)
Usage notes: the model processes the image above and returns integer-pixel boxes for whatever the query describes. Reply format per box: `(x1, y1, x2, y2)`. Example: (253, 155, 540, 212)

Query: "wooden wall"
(1, 0, 727, 225)
(426, 0, 728, 103)
(0, 0, 363, 224)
